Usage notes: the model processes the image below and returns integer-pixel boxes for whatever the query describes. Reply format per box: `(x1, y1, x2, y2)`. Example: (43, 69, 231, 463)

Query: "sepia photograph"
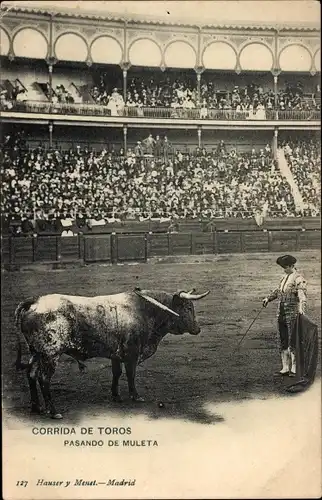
(1, 0, 321, 498)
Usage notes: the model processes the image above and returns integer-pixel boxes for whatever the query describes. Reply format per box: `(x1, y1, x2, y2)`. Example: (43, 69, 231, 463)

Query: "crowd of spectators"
(0, 82, 76, 109)
(52, 85, 75, 104)
(282, 138, 321, 216)
(1, 75, 320, 119)
(200, 81, 318, 115)
(0, 83, 27, 110)
(200, 81, 319, 115)
(89, 73, 197, 111)
(4, 132, 317, 237)
(277, 82, 320, 112)
(126, 74, 197, 111)
(87, 76, 320, 117)
(200, 81, 270, 118)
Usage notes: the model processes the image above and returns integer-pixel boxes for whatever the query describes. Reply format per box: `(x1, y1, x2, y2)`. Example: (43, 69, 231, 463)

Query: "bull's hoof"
(111, 395, 123, 403)
(30, 405, 44, 415)
(131, 395, 145, 403)
(51, 413, 63, 419)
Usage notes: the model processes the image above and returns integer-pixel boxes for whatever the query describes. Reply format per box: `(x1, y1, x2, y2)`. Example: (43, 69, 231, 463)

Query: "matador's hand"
(262, 298, 269, 308)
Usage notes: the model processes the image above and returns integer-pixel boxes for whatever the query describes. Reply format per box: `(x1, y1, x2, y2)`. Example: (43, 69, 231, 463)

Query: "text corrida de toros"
(31, 427, 132, 435)
(31, 427, 158, 447)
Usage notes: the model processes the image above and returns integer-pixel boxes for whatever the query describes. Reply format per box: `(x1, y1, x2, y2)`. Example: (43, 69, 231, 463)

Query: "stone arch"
(279, 44, 312, 72)
(0, 27, 10, 56)
(54, 32, 88, 62)
(164, 40, 197, 68)
(90, 35, 123, 64)
(314, 49, 320, 72)
(128, 38, 162, 67)
(202, 41, 237, 70)
(239, 42, 274, 71)
(12, 27, 48, 59)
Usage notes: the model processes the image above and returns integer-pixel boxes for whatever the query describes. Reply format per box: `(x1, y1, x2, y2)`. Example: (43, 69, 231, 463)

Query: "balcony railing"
(277, 110, 321, 121)
(6, 101, 112, 116)
(125, 107, 277, 120)
(1, 101, 320, 121)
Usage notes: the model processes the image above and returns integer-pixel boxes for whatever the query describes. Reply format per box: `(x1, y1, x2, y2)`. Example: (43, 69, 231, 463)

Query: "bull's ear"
(172, 292, 184, 307)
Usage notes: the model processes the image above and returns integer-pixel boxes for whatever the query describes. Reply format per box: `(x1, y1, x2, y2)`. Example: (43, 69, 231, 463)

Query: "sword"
(233, 307, 263, 355)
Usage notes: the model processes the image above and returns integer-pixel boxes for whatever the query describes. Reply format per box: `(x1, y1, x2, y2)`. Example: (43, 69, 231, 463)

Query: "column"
(48, 63, 53, 102)
(123, 69, 127, 103)
(49, 121, 53, 149)
(123, 125, 127, 154)
(121, 62, 131, 103)
(194, 67, 204, 107)
(273, 72, 279, 120)
(273, 127, 278, 160)
(197, 127, 202, 149)
(48, 14, 54, 103)
(196, 72, 201, 106)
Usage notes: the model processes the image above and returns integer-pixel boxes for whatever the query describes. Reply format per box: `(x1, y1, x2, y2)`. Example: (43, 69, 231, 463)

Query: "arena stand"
(0, 6, 320, 265)
(1, 69, 320, 121)
(282, 139, 321, 215)
(1, 46, 320, 121)
(1, 134, 320, 236)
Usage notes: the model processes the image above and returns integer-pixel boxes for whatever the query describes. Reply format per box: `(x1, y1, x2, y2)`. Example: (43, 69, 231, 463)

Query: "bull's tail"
(14, 297, 38, 371)
(15, 342, 28, 371)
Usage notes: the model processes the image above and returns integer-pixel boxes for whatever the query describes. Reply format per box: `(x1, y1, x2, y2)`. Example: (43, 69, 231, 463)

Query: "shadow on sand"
(5, 346, 318, 427)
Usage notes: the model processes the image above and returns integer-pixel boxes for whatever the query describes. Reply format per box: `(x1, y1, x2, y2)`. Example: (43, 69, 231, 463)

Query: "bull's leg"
(26, 357, 42, 414)
(38, 355, 62, 419)
(124, 361, 144, 402)
(77, 360, 87, 374)
(111, 359, 123, 402)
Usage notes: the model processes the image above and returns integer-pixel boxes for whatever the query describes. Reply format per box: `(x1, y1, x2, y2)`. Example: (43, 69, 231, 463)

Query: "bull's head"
(135, 288, 209, 336)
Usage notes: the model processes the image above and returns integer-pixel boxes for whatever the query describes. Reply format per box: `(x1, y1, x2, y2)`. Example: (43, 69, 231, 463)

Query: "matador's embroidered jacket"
(267, 269, 307, 329)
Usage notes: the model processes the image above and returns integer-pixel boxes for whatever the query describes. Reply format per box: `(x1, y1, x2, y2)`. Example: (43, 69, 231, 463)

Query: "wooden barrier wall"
(1, 229, 320, 268)
(2, 216, 320, 237)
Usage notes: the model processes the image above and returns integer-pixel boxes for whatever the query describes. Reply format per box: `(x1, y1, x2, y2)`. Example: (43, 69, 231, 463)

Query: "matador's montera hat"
(276, 254, 297, 268)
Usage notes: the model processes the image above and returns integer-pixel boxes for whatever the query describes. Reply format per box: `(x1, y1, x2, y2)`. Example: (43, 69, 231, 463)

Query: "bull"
(14, 287, 209, 419)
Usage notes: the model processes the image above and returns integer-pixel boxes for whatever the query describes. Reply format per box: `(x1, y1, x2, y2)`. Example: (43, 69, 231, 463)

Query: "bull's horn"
(187, 288, 196, 294)
(179, 290, 210, 300)
(134, 290, 179, 317)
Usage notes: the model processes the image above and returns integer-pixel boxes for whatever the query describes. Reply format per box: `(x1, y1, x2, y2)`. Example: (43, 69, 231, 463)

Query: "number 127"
(16, 481, 28, 487)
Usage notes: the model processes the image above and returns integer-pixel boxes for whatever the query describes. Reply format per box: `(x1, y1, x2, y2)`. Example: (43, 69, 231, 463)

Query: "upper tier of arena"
(0, 4, 320, 72)
(1, 3, 320, 126)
